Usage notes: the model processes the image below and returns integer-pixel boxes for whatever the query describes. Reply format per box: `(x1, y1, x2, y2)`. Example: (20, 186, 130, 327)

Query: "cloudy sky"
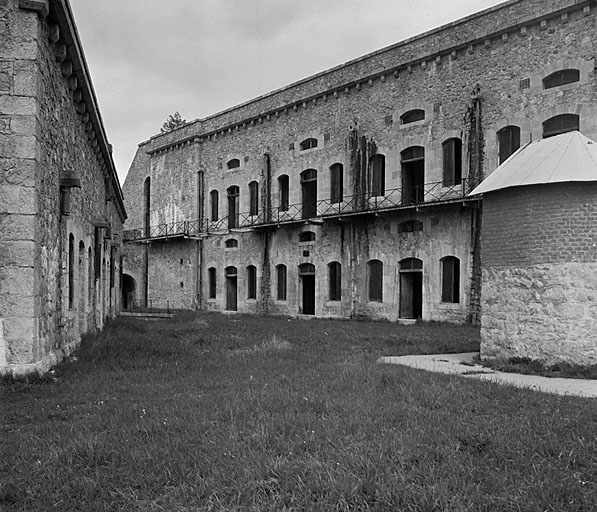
(68, 0, 505, 183)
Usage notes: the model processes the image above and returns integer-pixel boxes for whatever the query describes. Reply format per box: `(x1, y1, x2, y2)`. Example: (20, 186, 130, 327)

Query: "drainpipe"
(196, 169, 204, 310)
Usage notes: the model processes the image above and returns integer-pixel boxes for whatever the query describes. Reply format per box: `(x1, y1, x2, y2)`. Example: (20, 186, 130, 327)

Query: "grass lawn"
(2, 313, 596, 511)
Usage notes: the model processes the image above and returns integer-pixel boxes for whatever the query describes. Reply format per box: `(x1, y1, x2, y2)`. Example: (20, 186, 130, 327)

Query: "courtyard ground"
(2, 312, 596, 511)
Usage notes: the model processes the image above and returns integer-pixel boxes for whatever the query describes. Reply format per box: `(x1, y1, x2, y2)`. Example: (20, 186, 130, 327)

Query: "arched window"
(299, 231, 315, 242)
(276, 264, 287, 301)
(301, 169, 317, 219)
(401, 146, 425, 205)
(442, 138, 462, 186)
(247, 265, 257, 299)
(225, 239, 238, 249)
(368, 260, 383, 302)
(330, 163, 343, 204)
(328, 261, 341, 301)
(208, 267, 216, 299)
(227, 185, 239, 229)
(441, 256, 460, 303)
(542, 114, 579, 138)
(227, 158, 240, 170)
(300, 138, 318, 151)
(401, 109, 425, 125)
(400, 258, 423, 271)
(278, 175, 289, 212)
(399, 220, 423, 233)
(68, 233, 75, 310)
(497, 126, 521, 164)
(543, 69, 580, 90)
(249, 181, 259, 216)
(143, 177, 151, 237)
(210, 190, 219, 221)
(369, 155, 385, 197)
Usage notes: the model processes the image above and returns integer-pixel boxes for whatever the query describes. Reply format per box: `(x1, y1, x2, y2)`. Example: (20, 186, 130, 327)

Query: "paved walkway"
(379, 353, 597, 398)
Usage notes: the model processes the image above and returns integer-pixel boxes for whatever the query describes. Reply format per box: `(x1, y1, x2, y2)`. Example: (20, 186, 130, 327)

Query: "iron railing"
(124, 179, 479, 242)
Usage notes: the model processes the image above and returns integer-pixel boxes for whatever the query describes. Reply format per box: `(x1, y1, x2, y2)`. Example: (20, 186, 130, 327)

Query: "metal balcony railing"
(124, 179, 479, 242)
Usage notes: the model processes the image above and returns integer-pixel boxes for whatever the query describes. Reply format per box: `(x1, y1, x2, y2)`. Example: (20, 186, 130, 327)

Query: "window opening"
(401, 146, 425, 205)
(301, 169, 317, 219)
(225, 266, 238, 311)
(299, 263, 316, 315)
(208, 267, 216, 299)
(498, 126, 521, 164)
(225, 239, 238, 248)
(330, 163, 343, 204)
(369, 155, 385, 197)
(328, 262, 341, 301)
(227, 158, 240, 170)
(399, 220, 423, 233)
(210, 190, 219, 221)
(68, 233, 75, 310)
(368, 260, 383, 302)
(399, 258, 423, 319)
(401, 109, 425, 125)
(276, 264, 287, 301)
(249, 181, 259, 216)
(542, 114, 579, 138)
(278, 175, 289, 212)
(543, 69, 580, 89)
(441, 256, 460, 303)
(143, 177, 151, 237)
(299, 231, 315, 243)
(300, 138, 318, 151)
(247, 265, 257, 299)
(227, 185, 239, 229)
(442, 138, 462, 186)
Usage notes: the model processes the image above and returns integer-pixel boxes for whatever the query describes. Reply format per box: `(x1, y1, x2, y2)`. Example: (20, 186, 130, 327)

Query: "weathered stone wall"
(122, 0, 597, 326)
(0, 0, 125, 375)
(481, 184, 597, 365)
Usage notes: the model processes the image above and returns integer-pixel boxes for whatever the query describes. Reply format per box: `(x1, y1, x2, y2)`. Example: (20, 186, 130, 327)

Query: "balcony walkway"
(124, 180, 480, 242)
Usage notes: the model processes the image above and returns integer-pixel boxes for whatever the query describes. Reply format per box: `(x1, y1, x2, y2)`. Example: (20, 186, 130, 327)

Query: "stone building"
(122, 0, 597, 357)
(0, 0, 126, 375)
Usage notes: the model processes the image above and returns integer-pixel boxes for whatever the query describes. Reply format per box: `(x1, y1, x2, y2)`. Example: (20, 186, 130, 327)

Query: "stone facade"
(122, 1, 597, 335)
(0, 0, 126, 375)
(481, 184, 597, 365)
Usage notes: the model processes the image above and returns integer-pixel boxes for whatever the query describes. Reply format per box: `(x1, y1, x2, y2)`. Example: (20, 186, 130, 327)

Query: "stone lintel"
(18, 0, 49, 18)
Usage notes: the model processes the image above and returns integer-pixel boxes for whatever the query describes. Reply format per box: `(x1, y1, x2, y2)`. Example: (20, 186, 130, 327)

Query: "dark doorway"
(399, 258, 423, 319)
(401, 147, 425, 205)
(225, 266, 238, 311)
(299, 263, 315, 315)
(122, 274, 136, 310)
(301, 169, 317, 219)
(227, 186, 239, 229)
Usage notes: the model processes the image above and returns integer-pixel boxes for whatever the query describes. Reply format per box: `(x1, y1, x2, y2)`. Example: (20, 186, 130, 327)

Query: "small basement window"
(543, 69, 580, 90)
(225, 239, 238, 248)
(300, 138, 318, 151)
(299, 231, 315, 242)
(400, 109, 425, 125)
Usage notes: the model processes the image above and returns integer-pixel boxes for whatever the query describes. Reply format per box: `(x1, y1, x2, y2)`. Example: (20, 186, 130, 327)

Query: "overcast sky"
(68, 0, 505, 183)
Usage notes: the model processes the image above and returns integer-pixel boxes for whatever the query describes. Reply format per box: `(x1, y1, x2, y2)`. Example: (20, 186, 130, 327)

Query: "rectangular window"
(442, 138, 462, 186)
(277, 265, 287, 301)
(249, 182, 259, 216)
(441, 257, 460, 303)
(370, 155, 385, 197)
(368, 260, 383, 302)
(330, 164, 343, 204)
(247, 266, 257, 299)
(329, 262, 341, 301)
(208, 267, 216, 299)
(279, 176, 289, 212)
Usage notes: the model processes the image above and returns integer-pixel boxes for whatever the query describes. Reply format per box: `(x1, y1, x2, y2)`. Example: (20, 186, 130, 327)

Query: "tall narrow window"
(227, 185, 239, 229)
(143, 176, 151, 237)
(401, 146, 425, 205)
(247, 265, 257, 299)
(442, 138, 462, 186)
(330, 163, 343, 204)
(543, 69, 580, 90)
(328, 261, 341, 301)
(369, 155, 385, 197)
(301, 169, 317, 219)
(497, 126, 521, 164)
(368, 259, 383, 303)
(249, 181, 259, 216)
(68, 233, 75, 310)
(210, 190, 219, 221)
(542, 114, 579, 138)
(276, 264, 287, 301)
(441, 256, 460, 303)
(208, 267, 216, 299)
(278, 175, 289, 212)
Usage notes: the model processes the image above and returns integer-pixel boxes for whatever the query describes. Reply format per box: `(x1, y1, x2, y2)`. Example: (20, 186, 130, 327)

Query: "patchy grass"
(483, 356, 597, 380)
(2, 313, 596, 511)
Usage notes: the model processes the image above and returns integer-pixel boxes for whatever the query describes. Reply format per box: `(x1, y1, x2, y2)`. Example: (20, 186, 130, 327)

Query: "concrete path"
(379, 353, 597, 398)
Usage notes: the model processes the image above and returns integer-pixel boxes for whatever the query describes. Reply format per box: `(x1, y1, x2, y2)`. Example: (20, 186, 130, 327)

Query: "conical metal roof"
(470, 131, 597, 195)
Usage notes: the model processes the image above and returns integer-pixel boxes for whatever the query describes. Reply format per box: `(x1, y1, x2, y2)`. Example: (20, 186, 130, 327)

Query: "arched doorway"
(301, 169, 317, 219)
(225, 266, 238, 311)
(399, 258, 423, 319)
(299, 263, 315, 315)
(122, 274, 136, 310)
(401, 147, 425, 205)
